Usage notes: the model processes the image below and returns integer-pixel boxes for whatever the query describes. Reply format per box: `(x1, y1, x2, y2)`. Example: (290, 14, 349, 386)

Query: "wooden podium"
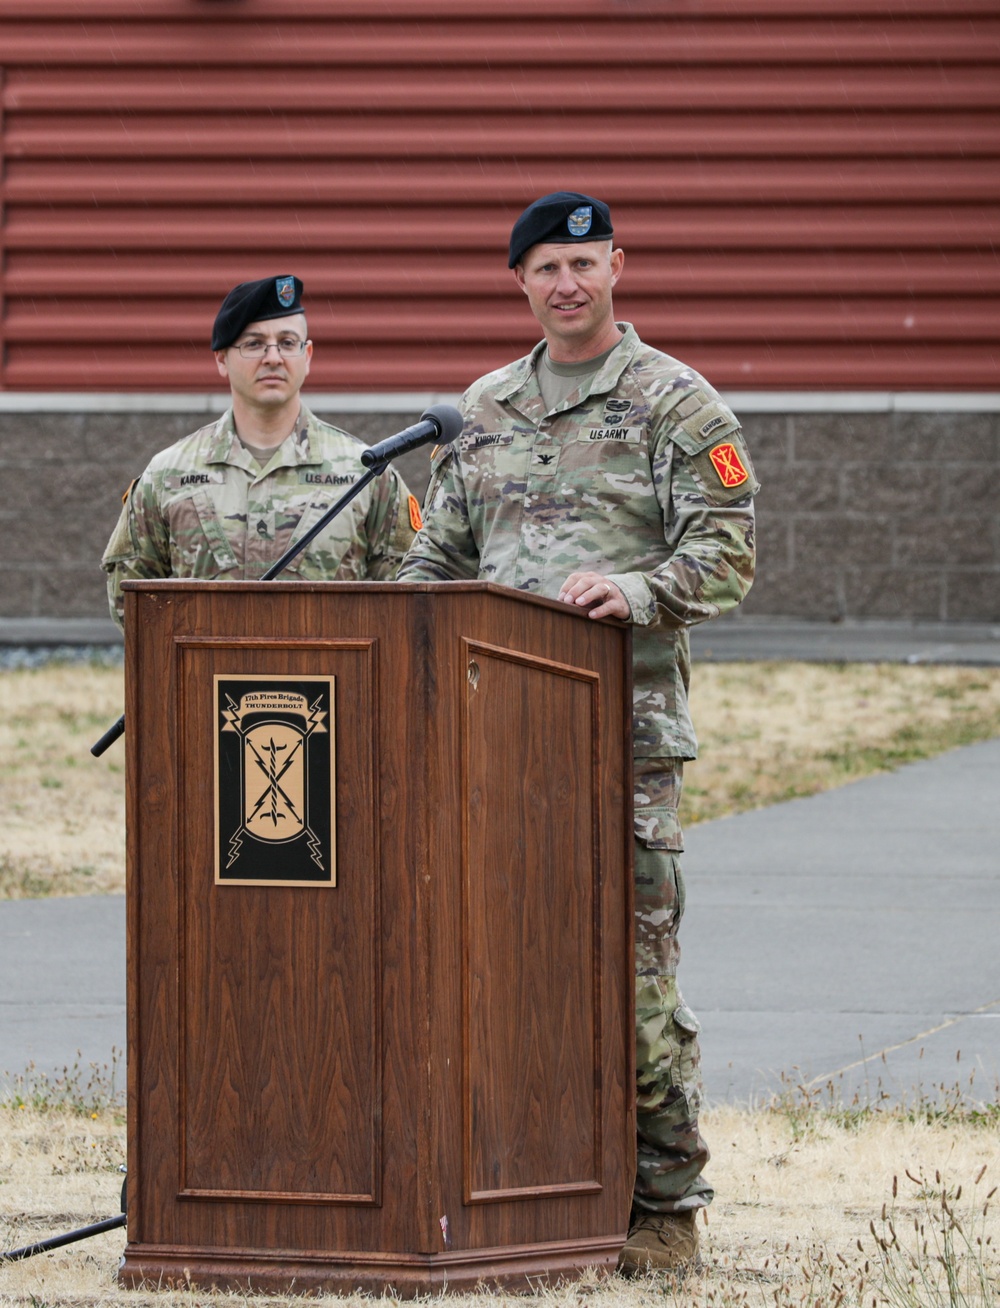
(118, 580, 634, 1295)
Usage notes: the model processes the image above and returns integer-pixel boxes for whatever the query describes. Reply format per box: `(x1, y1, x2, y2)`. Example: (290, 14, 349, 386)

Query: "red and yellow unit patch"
(408, 494, 423, 532)
(708, 442, 749, 489)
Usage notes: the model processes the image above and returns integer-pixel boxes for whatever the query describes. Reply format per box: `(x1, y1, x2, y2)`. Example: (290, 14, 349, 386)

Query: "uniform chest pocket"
(572, 426, 653, 491)
(457, 432, 525, 491)
(168, 489, 239, 573)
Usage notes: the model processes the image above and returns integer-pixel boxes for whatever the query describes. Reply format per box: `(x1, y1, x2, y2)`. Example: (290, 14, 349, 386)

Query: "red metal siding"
(0, 0, 998, 392)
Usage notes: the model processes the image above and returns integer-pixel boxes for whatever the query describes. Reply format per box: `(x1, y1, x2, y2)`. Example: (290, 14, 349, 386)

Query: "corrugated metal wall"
(1, 0, 998, 393)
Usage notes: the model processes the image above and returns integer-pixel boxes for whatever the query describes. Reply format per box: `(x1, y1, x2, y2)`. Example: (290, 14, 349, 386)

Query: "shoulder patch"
(121, 477, 138, 505)
(708, 442, 750, 489)
(684, 427, 759, 505)
(407, 494, 423, 532)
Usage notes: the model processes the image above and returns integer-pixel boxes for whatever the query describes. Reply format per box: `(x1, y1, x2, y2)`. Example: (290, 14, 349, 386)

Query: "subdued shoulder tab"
(668, 389, 711, 421)
(668, 398, 741, 457)
(121, 477, 139, 505)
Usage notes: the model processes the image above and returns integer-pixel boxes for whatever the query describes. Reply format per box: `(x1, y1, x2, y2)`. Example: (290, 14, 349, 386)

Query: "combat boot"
(617, 1208, 700, 1276)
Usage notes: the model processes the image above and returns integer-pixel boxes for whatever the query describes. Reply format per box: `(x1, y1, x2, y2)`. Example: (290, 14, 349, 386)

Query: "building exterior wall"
(744, 406, 1000, 622)
(0, 0, 997, 393)
(0, 1, 997, 623)
(3, 399, 997, 625)
(0, 404, 424, 621)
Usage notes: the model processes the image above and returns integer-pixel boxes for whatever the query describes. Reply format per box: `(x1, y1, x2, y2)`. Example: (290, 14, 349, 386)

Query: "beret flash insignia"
(276, 276, 296, 308)
(567, 205, 593, 236)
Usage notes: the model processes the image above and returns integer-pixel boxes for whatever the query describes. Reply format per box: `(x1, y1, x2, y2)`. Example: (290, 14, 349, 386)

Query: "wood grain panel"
(462, 642, 602, 1203)
(176, 639, 380, 1202)
(125, 589, 182, 1246)
(116, 580, 638, 1290)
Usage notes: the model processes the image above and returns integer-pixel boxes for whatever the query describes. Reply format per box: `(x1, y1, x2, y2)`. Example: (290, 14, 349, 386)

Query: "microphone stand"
(260, 463, 383, 582)
(1, 1214, 127, 1264)
(0, 1172, 127, 1265)
(91, 459, 390, 758)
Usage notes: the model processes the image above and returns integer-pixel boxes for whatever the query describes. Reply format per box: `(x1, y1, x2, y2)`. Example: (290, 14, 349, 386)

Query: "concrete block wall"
(0, 407, 425, 622)
(739, 410, 1000, 623)
(1, 405, 997, 624)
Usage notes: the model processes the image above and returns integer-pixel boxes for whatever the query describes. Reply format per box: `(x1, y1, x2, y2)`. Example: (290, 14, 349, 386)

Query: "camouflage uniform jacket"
(398, 323, 759, 770)
(103, 404, 417, 626)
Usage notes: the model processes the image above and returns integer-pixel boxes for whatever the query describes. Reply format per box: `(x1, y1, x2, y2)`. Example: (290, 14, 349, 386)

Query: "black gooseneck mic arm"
(90, 403, 463, 757)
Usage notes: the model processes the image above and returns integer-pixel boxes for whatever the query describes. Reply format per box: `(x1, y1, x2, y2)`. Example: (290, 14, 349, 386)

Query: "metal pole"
(1, 1213, 126, 1263)
(91, 466, 382, 756)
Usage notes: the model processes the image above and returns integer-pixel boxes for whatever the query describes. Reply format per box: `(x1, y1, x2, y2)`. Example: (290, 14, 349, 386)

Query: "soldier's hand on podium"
(557, 572, 630, 621)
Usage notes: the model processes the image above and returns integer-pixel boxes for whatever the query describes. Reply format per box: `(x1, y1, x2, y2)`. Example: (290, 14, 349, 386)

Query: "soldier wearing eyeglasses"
(102, 275, 420, 625)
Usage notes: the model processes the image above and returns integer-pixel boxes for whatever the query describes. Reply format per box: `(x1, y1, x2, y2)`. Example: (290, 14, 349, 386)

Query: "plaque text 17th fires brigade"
(214, 676, 336, 886)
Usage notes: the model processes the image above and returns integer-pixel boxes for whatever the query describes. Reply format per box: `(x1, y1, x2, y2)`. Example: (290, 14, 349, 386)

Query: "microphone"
(360, 403, 463, 469)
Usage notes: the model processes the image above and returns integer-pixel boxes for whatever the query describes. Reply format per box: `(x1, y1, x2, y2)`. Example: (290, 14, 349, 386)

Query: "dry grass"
(2, 660, 1000, 898)
(1, 1091, 997, 1306)
(1, 660, 998, 1301)
(0, 664, 125, 898)
(682, 662, 1000, 826)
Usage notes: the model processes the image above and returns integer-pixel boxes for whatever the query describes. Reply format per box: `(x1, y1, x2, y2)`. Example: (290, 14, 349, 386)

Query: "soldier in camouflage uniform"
(102, 275, 419, 624)
(397, 193, 758, 1275)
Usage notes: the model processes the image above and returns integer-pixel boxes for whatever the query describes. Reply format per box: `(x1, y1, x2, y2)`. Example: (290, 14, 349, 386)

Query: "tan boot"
(617, 1208, 700, 1276)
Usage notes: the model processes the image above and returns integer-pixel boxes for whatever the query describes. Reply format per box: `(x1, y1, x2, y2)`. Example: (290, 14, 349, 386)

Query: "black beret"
(211, 275, 305, 350)
(508, 192, 614, 269)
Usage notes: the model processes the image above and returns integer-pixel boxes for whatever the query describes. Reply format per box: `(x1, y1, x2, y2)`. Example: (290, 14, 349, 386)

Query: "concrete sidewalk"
(4, 614, 1000, 666)
(691, 616, 1000, 665)
(0, 895, 126, 1095)
(682, 736, 1000, 1106)
(2, 738, 998, 1108)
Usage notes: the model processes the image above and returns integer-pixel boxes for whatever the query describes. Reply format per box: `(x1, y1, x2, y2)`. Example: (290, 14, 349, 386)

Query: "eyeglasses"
(234, 337, 309, 358)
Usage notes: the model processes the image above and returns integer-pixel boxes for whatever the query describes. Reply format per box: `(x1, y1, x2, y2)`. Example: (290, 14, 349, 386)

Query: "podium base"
(119, 1233, 627, 1296)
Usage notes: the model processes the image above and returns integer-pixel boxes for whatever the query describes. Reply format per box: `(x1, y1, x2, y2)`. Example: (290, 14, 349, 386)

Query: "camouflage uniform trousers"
(633, 759, 713, 1214)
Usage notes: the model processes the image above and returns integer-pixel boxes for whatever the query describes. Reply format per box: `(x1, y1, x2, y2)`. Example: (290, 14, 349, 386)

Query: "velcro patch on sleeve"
(408, 494, 423, 532)
(121, 476, 138, 505)
(670, 390, 710, 421)
(708, 442, 750, 489)
(685, 427, 759, 504)
(670, 399, 741, 456)
(699, 413, 731, 440)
